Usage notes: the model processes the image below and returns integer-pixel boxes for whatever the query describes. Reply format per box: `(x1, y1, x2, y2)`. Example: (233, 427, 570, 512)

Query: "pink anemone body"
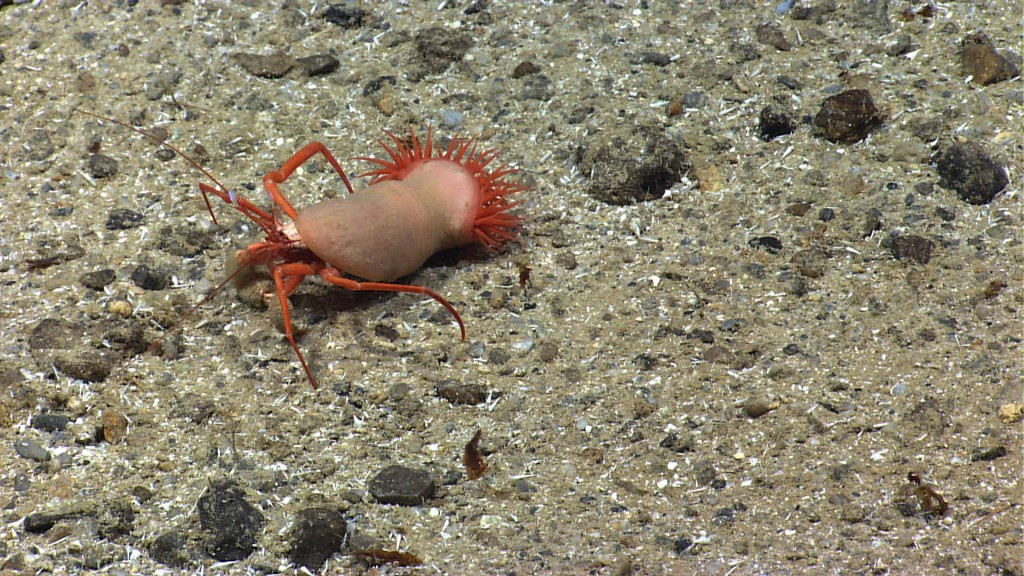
(293, 129, 523, 281)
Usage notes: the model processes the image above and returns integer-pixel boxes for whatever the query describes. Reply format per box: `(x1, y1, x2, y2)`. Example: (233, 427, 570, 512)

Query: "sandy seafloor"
(0, 0, 1021, 574)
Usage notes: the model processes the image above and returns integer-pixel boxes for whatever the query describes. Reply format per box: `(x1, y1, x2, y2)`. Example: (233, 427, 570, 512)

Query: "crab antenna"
(72, 106, 231, 225)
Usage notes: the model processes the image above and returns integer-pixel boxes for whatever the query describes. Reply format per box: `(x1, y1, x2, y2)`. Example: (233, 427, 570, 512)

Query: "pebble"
(368, 465, 436, 505)
(107, 299, 133, 318)
(14, 438, 51, 462)
(756, 23, 791, 51)
(27, 130, 55, 162)
(230, 52, 295, 78)
(149, 530, 192, 568)
(659, 431, 695, 453)
(536, 341, 559, 362)
(296, 54, 339, 77)
(934, 141, 1008, 205)
(743, 396, 772, 418)
(87, 154, 119, 178)
(436, 381, 487, 405)
(511, 60, 540, 78)
(520, 74, 554, 101)
(758, 105, 795, 140)
(157, 224, 215, 257)
(970, 446, 1007, 462)
(197, 481, 265, 561)
(31, 413, 70, 432)
(130, 264, 170, 291)
(813, 89, 884, 144)
(748, 236, 783, 255)
(80, 269, 116, 290)
(961, 32, 1019, 85)
(102, 409, 129, 444)
(890, 235, 935, 265)
(440, 109, 464, 129)
(24, 505, 92, 533)
(105, 208, 144, 230)
(289, 507, 347, 570)
(414, 27, 474, 75)
(323, 5, 368, 29)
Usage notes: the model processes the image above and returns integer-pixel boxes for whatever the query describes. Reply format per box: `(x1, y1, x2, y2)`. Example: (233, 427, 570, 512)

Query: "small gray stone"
(14, 438, 51, 462)
(80, 269, 116, 290)
(197, 481, 265, 561)
(149, 530, 192, 568)
(369, 465, 435, 505)
(31, 413, 71, 433)
(88, 154, 119, 179)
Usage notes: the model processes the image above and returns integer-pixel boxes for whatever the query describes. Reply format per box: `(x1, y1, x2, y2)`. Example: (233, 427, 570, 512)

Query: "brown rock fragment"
(961, 33, 1019, 85)
(813, 89, 884, 144)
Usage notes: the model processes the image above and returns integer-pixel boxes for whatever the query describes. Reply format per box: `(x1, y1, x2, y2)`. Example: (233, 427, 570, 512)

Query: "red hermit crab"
(77, 110, 526, 389)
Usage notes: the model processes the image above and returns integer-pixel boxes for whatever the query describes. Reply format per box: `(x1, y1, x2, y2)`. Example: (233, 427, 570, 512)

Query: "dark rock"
(368, 465, 435, 505)
(748, 236, 783, 255)
(935, 142, 1008, 205)
(80, 269, 116, 290)
(105, 208, 144, 230)
(891, 235, 935, 265)
(759, 105, 795, 140)
(131, 264, 171, 290)
(487, 347, 510, 365)
(14, 438, 50, 462)
(297, 54, 340, 77)
(323, 5, 368, 29)
(756, 23, 791, 51)
(674, 537, 695, 554)
(579, 124, 689, 205)
(961, 32, 1019, 85)
(289, 507, 347, 570)
(703, 345, 735, 365)
(436, 381, 487, 405)
(970, 445, 1007, 462)
(682, 91, 707, 108)
(787, 202, 812, 217)
(818, 207, 835, 221)
(659, 431, 695, 453)
(511, 60, 540, 78)
(88, 154, 119, 178)
(24, 505, 93, 533)
(197, 481, 265, 561)
(414, 27, 473, 75)
(155, 148, 176, 162)
(712, 506, 736, 525)
(863, 208, 883, 237)
(149, 530, 192, 568)
(231, 52, 296, 78)
(887, 34, 913, 57)
(813, 89, 884, 144)
(635, 51, 671, 66)
(31, 413, 71, 432)
(362, 75, 397, 96)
